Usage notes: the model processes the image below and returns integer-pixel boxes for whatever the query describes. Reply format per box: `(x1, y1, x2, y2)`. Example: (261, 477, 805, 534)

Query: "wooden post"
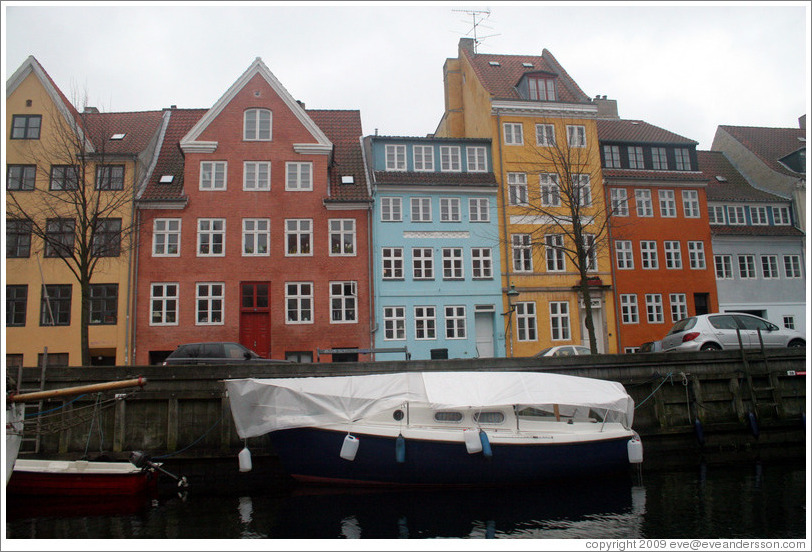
(167, 397, 179, 452)
(113, 398, 126, 452)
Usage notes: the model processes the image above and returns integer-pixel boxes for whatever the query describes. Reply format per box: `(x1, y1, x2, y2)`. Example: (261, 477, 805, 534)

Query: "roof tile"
(718, 125, 805, 177)
(697, 150, 787, 203)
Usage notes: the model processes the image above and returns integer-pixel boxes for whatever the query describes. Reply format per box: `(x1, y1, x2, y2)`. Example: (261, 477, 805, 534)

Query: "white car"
(660, 313, 805, 352)
(534, 345, 593, 358)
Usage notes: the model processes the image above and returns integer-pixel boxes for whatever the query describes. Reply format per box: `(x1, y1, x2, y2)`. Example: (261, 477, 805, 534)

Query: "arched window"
(244, 108, 271, 140)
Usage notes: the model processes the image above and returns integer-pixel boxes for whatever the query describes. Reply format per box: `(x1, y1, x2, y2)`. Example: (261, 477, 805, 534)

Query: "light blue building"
(362, 135, 506, 360)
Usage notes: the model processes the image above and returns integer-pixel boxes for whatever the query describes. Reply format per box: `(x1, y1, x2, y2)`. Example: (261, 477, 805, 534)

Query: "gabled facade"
(597, 118, 719, 352)
(6, 56, 163, 368)
(435, 38, 618, 357)
(697, 151, 806, 335)
(133, 58, 371, 364)
(711, 121, 806, 232)
(363, 135, 505, 360)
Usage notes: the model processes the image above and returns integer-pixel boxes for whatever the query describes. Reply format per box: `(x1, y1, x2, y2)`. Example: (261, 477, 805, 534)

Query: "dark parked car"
(162, 342, 291, 365)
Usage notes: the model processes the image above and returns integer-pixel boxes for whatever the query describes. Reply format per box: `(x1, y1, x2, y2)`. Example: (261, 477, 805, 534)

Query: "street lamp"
(503, 285, 520, 357)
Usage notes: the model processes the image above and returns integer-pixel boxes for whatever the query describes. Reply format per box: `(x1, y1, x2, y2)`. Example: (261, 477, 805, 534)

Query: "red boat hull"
(7, 468, 157, 496)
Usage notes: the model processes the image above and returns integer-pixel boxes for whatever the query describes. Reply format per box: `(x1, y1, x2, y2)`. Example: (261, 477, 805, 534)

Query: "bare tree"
(505, 122, 623, 353)
(6, 96, 144, 366)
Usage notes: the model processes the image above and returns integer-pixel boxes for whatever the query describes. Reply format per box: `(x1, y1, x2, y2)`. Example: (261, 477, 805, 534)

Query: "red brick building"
(133, 59, 371, 364)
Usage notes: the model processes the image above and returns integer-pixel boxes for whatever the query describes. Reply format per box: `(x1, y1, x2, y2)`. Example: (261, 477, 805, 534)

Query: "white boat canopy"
(225, 371, 635, 439)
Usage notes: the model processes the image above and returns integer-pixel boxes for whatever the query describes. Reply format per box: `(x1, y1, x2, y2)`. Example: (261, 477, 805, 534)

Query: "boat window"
(392, 409, 404, 421)
(434, 411, 463, 423)
(473, 411, 505, 424)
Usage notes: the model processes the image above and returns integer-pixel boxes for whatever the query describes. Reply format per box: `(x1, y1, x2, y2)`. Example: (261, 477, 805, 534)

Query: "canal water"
(4, 460, 807, 542)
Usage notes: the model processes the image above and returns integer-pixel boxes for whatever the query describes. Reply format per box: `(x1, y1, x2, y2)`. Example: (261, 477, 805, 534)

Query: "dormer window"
(244, 108, 271, 141)
(528, 77, 556, 101)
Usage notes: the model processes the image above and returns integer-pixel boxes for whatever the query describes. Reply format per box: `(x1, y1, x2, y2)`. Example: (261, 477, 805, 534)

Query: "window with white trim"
(196, 282, 224, 325)
(469, 198, 490, 222)
(445, 306, 467, 339)
(528, 77, 556, 101)
(572, 174, 591, 206)
(411, 197, 432, 222)
(611, 189, 628, 216)
(715, 255, 733, 279)
(640, 241, 658, 269)
(750, 206, 768, 225)
(728, 206, 746, 225)
(669, 293, 687, 322)
(682, 190, 700, 218)
(197, 219, 225, 256)
(200, 161, 227, 190)
(414, 306, 436, 340)
(286, 162, 312, 191)
(382, 247, 404, 279)
(603, 145, 621, 168)
(784, 255, 802, 278)
(783, 316, 796, 330)
(244, 161, 271, 191)
(442, 248, 464, 279)
(545, 234, 565, 272)
(675, 148, 691, 170)
(285, 219, 312, 256)
(652, 147, 668, 170)
(512, 234, 533, 272)
(772, 206, 791, 225)
(540, 173, 560, 206)
(503, 123, 523, 145)
(535, 124, 555, 147)
(413, 145, 434, 171)
(550, 301, 571, 340)
(583, 234, 597, 272)
(243, 218, 270, 256)
(646, 294, 664, 324)
(508, 173, 528, 205)
(516, 302, 537, 341)
(383, 306, 406, 340)
(286, 282, 313, 324)
(471, 248, 493, 279)
(659, 190, 676, 217)
(381, 197, 402, 222)
(738, 255, 756, 279)
(664, 241, 682, 269)
(615, 240, 634, 269)
(153, 219, 181, 256)
(628, 146, 644, 169)
(385, 144, 406, 171)
(150, 283, 178, 325)
(330, 281, 357, 323)
(567, 125, 586, 147)
(466, 146, 487, 172)
(244, 109, 271, 140)
(440, 146, 461, 172)
(635, 189, 653, 217)
(329, 219, 356, 256)
(620, 294, 639, 324)
(688, 241, 706, 269)
(412, 248, 434, 280)
(440, 198, 461, 222)
(761, 255, 779, 279)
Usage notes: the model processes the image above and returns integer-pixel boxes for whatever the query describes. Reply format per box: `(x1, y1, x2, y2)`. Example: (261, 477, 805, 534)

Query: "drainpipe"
(495, 108, 514, 357)
(605, 184, 622, 354)
(123, 153, 138, 365)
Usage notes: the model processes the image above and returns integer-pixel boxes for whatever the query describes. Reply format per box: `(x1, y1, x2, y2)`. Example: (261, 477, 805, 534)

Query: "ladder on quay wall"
(737, 329, 782, 421)
(14, 357, 47, 455)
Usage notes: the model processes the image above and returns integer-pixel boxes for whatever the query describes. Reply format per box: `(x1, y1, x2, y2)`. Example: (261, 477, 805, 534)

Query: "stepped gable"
(308, 109, 371, 203)
(718, 125, 806, 177)
(137, 108, 206, 201)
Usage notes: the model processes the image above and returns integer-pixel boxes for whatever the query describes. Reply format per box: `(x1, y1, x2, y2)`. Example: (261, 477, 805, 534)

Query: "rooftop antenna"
(452, 8, 500, 53)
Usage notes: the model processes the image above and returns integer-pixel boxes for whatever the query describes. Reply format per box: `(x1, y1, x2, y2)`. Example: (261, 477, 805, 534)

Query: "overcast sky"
(3, 2, 809, 150)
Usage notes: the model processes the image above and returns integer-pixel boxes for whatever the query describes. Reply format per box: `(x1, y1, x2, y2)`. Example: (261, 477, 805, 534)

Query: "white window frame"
(659, 189, 677, 217)
(635, 189, 653, 217)
(329, 219, 356, 256)
(469, 198, 490, 222)
(784, 255, 802, 278)
(471, 248, 493, 279)
(620, 294, 639, 324)
(611, 188, 628, 216)
(285, 162, 313, 191)
(728, 206, 746, 225)
(675, 148, 691, 170)
(669, 293, 687, 323)
(682, 190, 700, 218)
(197, 218, 225, 257)
(383, 306, 406, 340)
(414, 306, 437, 340)
(243, 108, 271, 141)
(329, 281, 357, 324)
(512, 234, 533, 272)
(616, 240, 634, 269)
(773, 206, 791, 225)
(761, 255, 779, 279)
(516, 302, 537, 342)
(200, 161, 227, 191)
(412, 247, 434, 280)
(715, 255, 733, 279)
(708, 205, 726, 225)
(739, 255, 756, 279)
(466, 146, 488, 172)
(646, 294, 664, 324)
(540, 173, 560, 207)
(196, 282, 224, 325)
(603, 145, 621, 168)
(750, 205, 769, 225)
(413, 145, 434, 172)
(572, 174, 591, 206)
(688, 241, 706, 269)
(508, 173, 528, 205)
(628, 146, 644, 169)
(549, 301, 571, 341)
(545, 234, 565, 272)
(535, 124, 555, 147)
(385, 144, 406, 171)
(652, 147, 668, 170)
(150, 283, 178, 326)
(440, 197, 461, 222)
(503, 123, 524, 145)
(382, 247, 404, 279)
(411, 197, 432, 222)
(285, 282, 313, 324)
(242, 218, 270, 256)
(442, 247, 464, 280)
(583, 234, 597, 272)
(444, 305, 467, 339)
(381, 197, 402, 222)
(664, 241, 682, 269)
(153, 218, 181, 257)
(640, 241, 659, 269)
(566, 125, 586, 147)
(440, 145, 462, 172)
(243, 161, 271, 191)
(285, 219, 312, 256)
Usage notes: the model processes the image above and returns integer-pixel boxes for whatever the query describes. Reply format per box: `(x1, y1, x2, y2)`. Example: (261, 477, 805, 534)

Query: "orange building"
(597, 118, 718, 351)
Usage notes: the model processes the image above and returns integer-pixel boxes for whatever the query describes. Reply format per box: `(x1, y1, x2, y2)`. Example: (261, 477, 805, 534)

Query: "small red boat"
(7, 459, 158, 496)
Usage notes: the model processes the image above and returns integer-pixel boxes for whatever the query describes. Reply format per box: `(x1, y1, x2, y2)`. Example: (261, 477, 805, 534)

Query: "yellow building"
(6, 56, 164, 368)
(435, 39, 618, 357)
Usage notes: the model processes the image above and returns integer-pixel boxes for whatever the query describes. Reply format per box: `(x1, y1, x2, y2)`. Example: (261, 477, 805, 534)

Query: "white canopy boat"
(226, 371, 643, 486)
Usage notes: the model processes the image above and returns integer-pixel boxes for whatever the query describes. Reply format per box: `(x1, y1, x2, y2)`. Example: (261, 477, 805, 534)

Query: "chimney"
(594, 96, 619, 119)
(84, 106, 99, 113)
(459, 38, 476, 54)
(297, 100, 306, 109)
(799, 115, 806, 129)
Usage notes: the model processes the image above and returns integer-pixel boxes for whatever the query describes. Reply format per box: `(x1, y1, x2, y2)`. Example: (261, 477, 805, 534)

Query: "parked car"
(534, 345, 593, 358)
(660, 313, 805, 352)
(162, 342, 291, 365)
(639, 340, 662, 353)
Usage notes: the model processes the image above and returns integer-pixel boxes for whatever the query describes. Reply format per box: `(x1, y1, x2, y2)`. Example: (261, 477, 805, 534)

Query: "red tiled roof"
(696, 150, 786, 203)
(307, 110, 371, 203)
(373, 171, 498, 188)
(83, 111, 164, 155)
(138, 109, 206, 202)
(711, 224, 804, 238)
(718, 125, 805, 177)
(462, 47, 591, 104)
(597, 119, 697, 145)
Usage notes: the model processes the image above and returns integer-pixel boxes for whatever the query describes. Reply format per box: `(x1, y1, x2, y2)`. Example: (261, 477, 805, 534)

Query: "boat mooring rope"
(634, 372, 674, 409)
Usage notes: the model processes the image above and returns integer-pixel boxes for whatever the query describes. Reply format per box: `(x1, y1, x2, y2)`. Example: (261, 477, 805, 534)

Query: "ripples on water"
(4, 461, 807, 540)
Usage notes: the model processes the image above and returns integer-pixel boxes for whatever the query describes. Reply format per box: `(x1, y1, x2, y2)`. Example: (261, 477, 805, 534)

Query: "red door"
(239, 282, 271, 358)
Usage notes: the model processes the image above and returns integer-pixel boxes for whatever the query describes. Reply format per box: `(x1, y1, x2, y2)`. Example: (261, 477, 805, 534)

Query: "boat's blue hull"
(268, 427, 633, 486)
